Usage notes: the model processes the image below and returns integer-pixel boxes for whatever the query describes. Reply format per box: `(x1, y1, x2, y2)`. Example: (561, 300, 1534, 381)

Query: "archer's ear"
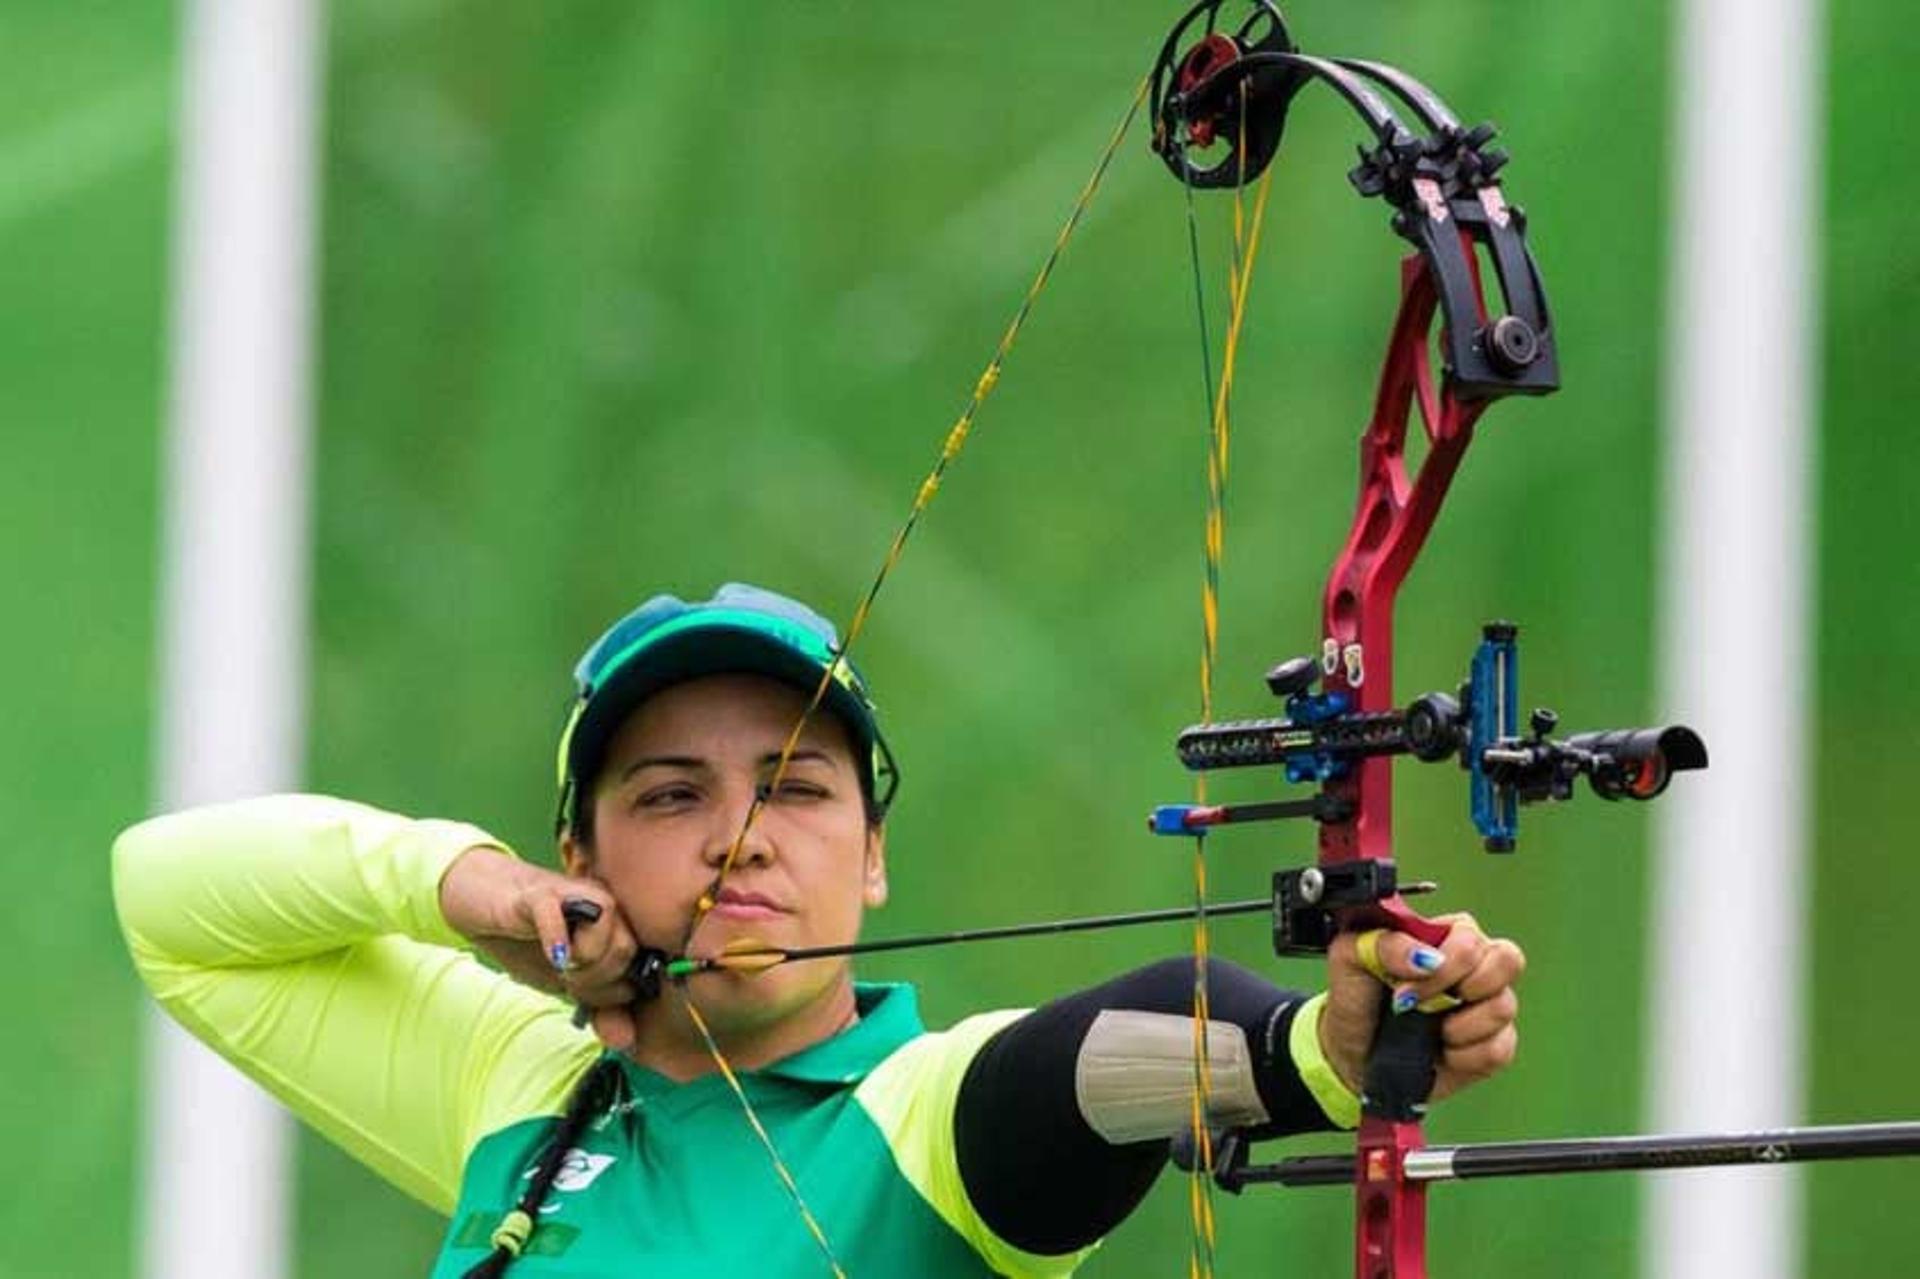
(558, 828, 591, 878)
(862, 825, 889, 909)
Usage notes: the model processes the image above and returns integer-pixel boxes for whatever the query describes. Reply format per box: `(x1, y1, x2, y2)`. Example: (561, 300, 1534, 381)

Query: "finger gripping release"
(560, 899, 670, 1036)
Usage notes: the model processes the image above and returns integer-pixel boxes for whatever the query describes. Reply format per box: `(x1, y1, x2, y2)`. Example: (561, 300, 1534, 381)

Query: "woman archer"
(114, 581, 1523, 1277)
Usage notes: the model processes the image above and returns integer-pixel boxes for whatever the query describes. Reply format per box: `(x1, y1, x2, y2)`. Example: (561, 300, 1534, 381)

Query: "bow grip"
(1364, 1004, 1445, 1121)
(1357, 897, 1451, 1120)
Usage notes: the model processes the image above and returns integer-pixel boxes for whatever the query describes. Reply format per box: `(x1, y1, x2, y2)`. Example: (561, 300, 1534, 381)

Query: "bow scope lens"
(1566, 726, 1708, 801)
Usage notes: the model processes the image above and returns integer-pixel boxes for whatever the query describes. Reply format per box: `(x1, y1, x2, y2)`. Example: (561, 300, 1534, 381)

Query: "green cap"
(556, 583, 898, 832)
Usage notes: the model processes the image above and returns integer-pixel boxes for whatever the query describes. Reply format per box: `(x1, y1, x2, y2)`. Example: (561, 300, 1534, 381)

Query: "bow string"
(671, 76, 1153, 1278)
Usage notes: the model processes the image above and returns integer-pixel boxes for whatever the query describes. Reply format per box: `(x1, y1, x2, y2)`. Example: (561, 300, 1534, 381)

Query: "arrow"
(669, 892, 1409, 978)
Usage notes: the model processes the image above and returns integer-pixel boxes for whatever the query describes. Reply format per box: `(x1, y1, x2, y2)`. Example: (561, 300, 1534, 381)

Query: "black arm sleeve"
(953, 957, 1339, 1255)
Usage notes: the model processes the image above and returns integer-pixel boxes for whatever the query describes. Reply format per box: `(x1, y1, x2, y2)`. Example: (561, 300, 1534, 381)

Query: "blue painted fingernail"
(1412, 946, 1444, 973)
(1392, 988, 1419, 1015)
(549, 943, 570, 971)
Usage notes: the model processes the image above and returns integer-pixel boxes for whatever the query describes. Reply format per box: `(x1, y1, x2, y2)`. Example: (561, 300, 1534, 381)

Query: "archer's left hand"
(1318, 913, 1525, 1103)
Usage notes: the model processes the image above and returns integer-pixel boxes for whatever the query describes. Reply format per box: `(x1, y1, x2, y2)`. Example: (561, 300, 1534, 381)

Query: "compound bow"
(1133, 4, 1919, 1278)
(619, 5, 1920, 1279)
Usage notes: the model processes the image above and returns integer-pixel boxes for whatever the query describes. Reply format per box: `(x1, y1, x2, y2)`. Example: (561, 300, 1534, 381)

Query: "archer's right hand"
(438, 846, 645, 1047)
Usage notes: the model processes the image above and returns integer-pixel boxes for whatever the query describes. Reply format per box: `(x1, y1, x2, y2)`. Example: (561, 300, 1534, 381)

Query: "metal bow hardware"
(1136, 4, 1918, 1279)
(1146, 2, 1698, 1274)
(582, 4, 1920, 1278)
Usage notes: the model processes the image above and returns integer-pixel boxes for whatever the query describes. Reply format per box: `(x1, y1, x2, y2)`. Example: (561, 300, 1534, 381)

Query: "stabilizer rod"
(1218, 1122, 1920, 1189)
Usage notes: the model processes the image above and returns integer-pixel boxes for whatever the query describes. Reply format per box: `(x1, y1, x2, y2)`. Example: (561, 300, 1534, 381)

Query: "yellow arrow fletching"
(712, 951, 786, 974)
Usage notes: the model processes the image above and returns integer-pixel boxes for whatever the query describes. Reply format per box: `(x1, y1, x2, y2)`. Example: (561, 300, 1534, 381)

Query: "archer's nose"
(704, 790, 776, 868)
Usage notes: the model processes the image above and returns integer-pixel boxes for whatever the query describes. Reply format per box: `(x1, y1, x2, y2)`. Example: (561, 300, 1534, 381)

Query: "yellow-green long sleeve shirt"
(112, 795, 1109, 1277)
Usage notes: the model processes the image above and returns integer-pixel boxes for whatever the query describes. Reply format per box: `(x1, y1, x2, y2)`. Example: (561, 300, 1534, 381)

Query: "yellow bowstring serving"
(672, 77, 1154, 1279)
(1186, 104, 1276, 1277)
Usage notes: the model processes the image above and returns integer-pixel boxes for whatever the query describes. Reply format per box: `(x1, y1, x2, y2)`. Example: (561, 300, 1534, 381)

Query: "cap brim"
(567, 624, 878, 795)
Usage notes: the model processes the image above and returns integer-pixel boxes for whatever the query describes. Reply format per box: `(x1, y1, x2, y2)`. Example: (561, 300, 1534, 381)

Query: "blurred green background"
(8, 0, 1916, 1275)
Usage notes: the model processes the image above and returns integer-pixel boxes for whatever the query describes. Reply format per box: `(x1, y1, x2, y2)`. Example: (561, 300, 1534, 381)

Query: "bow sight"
(1155, 623, 1708, 857)
(1150, 624, 1708, 952)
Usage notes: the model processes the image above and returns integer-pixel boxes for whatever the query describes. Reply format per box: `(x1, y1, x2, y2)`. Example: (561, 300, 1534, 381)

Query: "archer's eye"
(636, 783, 700, 811)
(766, 778, 829, 803)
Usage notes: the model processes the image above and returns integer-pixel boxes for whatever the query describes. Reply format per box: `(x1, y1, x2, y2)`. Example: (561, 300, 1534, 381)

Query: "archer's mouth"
(708, 888, 792, 923)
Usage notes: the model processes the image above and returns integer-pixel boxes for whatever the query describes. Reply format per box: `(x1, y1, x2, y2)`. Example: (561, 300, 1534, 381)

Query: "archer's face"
(571, 673, 887, 1032)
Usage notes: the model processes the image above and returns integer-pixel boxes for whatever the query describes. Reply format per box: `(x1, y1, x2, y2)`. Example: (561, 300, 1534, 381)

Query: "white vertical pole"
(142, 3, 323, 1277)
(1646, 0, 1823, 1276)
